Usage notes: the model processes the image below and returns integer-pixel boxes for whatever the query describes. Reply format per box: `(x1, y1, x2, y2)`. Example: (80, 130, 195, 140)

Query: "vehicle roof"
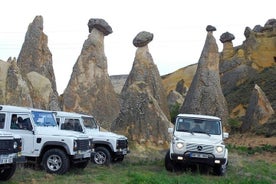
(54, 111, 93, 118)
(177, 113, 221, 120)
(0, 105, 53, 113)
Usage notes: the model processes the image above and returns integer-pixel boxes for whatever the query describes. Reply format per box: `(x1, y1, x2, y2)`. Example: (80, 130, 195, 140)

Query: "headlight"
(13, 141, 18, 149)
(216, 146, 223, 153)
(176, 142, 184, 149)
(73, 140, 78, 151)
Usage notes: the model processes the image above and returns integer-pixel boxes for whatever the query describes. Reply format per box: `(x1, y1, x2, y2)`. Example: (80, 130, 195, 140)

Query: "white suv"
(165, 114, 229, 176)
(0, 130, 24, 181)
(54, 111, 129, 165)
(0, 105, 93, 175)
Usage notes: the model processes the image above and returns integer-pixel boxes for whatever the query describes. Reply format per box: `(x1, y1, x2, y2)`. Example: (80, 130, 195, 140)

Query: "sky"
(0, 0, 275, 94)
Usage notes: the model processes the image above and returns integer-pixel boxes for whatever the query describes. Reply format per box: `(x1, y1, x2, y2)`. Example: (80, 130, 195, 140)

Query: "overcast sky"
(0, 0, 275, 94)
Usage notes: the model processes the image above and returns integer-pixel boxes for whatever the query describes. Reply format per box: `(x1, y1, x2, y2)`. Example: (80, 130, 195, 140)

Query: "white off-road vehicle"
(165, 114, 229, 176)
(0, 105, 93, 175)
(54, 111, 129, 166)
(0, 130, 24, 181)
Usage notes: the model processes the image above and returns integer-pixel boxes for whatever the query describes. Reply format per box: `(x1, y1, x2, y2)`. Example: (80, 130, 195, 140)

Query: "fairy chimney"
(180, 25, 229, 124)
(62, 18, 120, 129)
(111, 31, 172, 146)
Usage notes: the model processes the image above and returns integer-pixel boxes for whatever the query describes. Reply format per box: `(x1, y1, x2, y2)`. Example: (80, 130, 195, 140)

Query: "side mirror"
(168, 127, 173, 133)
(223, 132, 229, 139)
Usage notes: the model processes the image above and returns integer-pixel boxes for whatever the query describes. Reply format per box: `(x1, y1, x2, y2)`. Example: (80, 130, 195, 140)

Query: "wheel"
(0, 164, 16, 181)
(42, 149, 70, 174)
(74, 160, 89, 169)
(165, 150, 180, 172)
(213, 164, 227, 176)
(92, 147, 111, 166)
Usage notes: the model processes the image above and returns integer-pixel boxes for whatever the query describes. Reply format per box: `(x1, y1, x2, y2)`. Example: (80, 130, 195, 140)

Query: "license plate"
(83, 152, 91, 158)
(190, 153, 208, 158)
(1, 158, 13, 164)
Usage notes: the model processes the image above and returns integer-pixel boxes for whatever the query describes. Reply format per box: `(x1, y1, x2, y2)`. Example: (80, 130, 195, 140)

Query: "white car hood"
(175, 132, 223, 145)
(86, 128, 127, 139)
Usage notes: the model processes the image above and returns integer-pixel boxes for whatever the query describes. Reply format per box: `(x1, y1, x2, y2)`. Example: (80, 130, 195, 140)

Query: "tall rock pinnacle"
(180, 26, 229, 125)
(17, 16, 59, 110)
(62, 18, 119, 128)
(111, 31, 172, 146)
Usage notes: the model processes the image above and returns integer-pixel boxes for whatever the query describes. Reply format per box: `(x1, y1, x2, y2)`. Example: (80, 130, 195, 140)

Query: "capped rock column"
(220, 32, 235, 60)
(62, 18, 120, 129)
(111, 31, 172, 146)
(180, 25, 229, 125)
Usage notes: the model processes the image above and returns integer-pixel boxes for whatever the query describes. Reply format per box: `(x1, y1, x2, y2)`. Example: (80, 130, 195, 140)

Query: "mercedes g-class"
(165, 114, 229, 176)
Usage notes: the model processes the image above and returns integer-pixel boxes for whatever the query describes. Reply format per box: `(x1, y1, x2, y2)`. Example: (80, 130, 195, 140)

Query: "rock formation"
(243, 18, 276, 70)
(180, 25, 229, 125)
(17, 16, 60, 110)
(220, 32, 235, 60)
(1, 58, 33, 106)
(111, 31, 172, 146)
(62, 18, 120, 129)
(220, 19, 276, 119)
(241, 84, 274, 132)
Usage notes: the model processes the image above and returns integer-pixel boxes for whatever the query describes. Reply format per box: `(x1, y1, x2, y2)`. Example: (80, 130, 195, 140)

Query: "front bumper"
(171, 151, 226, 166)
(73, 150, 91, 160)
(114, 148, 130, 156)
(0, 154, 16, 164)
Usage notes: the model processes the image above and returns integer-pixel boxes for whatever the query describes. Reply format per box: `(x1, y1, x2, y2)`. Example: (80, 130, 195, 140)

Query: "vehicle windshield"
(176, 117, 221, 135)
(82, 116, 98, 129)
(32, 111, 57, 127)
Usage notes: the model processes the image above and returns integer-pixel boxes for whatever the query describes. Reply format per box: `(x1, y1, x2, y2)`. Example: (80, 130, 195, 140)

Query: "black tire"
(213, 164, 226, 176)
(165, 150, 180, 172)
(74, 160, 89, 169)
(0, 163, 16, 181)
(92, 147, 111, 166)
(42, 149, 70, 174)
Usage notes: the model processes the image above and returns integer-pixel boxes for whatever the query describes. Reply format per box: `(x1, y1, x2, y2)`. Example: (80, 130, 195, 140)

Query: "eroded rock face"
(111, 35, 172, 146)
(63, 19, 119, 129)
(5, 59, 33, 106)
(17, 15, 59, 110)
(243, 20, 276, 70)
(180, 26, 229, 125)
(241, 84, 274, 132)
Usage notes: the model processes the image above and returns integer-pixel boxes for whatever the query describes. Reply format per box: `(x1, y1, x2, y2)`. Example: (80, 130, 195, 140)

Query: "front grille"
(76, 139, 90, 151)
(116, 139, 128, 149)
(0, 140, 14, 154)
(186, 143, 214, 153)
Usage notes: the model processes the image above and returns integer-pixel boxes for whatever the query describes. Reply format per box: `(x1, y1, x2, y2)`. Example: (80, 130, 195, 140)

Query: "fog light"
(215, 160, 220, 164)
(177, 156, 183, 160)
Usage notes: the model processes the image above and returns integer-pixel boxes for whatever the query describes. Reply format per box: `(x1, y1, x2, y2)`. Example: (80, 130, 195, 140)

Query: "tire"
(213, 164, 227, 176)
(42, 149, 70, 175)
(74, 160, 89, 169)
(92, 147, 111, 166)
(165, 150, 180, 172)
(0, 163, 16, 181)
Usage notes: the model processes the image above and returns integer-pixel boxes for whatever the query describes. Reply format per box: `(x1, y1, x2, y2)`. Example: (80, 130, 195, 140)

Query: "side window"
(61, 118, 75, 131)
(0, 113, 5, 129)
(11, 113, 33, 130)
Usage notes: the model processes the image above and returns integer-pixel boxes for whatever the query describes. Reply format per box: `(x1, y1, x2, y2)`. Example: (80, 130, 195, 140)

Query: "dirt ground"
(225, 133, 276, 163)
(225, 133, 276, 147)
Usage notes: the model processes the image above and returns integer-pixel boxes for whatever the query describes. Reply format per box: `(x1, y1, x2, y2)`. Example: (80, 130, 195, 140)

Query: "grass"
(6, 148, 276, 184)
